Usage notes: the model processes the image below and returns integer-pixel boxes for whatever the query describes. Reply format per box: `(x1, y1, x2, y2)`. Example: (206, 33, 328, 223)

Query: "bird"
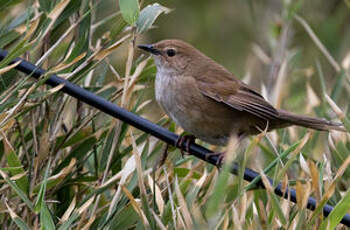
(138, 39, 344, 160)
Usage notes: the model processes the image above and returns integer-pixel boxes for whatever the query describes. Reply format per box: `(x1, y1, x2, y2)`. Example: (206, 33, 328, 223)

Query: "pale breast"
(154, 68, 243, 145)
(155, 69, 184, 126)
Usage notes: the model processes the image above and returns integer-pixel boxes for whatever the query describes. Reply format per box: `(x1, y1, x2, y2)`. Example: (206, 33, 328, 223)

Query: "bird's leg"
(205, 152, 225, 167)
(159, 144, 169, 166)
(155, 135, 196, 170)
(175, 135, 196, 157)
(153, 144, 169, 172)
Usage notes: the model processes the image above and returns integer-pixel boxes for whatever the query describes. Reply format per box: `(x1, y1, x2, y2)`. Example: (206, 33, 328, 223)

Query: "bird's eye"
(166, 48, 176, 57)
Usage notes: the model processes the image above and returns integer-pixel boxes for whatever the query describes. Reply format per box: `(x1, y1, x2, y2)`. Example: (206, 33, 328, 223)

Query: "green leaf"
(35, 160, 51, 213)
(40, 203, 56, 230)
(5, 149, 29, 194)
(319, 187, 350, 230)
(174, 167, 201, 179)
(119, 0, 139, 25)
(0, 0, 22, 11)
(39, 0, 52, 12)
(136, 3, 171, 34)
(54, 0, 82, 27)
(330, 71, 345, 101)
(0, 30, 21, 48)
(5, 200, 31, 230)
(206, 162, 231, 218)
(0, 40, 32, 69)
(12, 216, 31, 230)
(340, 116, 350, 134)
(53, 136, 97, 174)
(0, 169, 34, 211)
(110, 204, 139, 229)
(268, 192, 287, 225)
(244, 140, 303, 192)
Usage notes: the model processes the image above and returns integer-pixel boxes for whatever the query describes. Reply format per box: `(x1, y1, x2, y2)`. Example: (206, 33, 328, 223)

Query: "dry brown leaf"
(239, 192, 247, 224)
(121, 185, 150, 227)
(299, 154, 310, 176)
(328, 133, 337, 152)
(78, 196, 95, 215)
(308, 160, 321, 201)
(48, 0, 71, 21)
(1, 84, 36, 128)
(257, 200, 267, 225)
(81, 215, 96, 230)
(195, 169, 207, 188)
(232, 207, 242, 230)
(147, 175, 164, 216)
(106, 153, 137, 216)
(0, 61, 21, 74)
(130, 131, 147, 196)
(321, 182, 336, 203)
(325, 94, 344, 119)
(295, 181, 304, 209)
(15, 13, 41, 40)
(222, 211, 230, 230)
(50, 52, 87, 72)
(281, 174, 289, 196)
(260, 170, 273, 193)
(48, 158, 76, 181)
(273, 59, 288, 108)
(24, 16, 40, 41)
(0, 114, 15, 134)
(94, 34, 130, 61)
(98, 170, 123, 190)
(1, 131, 15, 154)
(48, 84, 65, 94)
(128, 56, 151, 89)
(175, 177, 193, 229)
(10, 171, 27, 181)
(151, 209, 167, 230)
(301, 182, 311, 209)
(334, 155, 350, 180)
(4, 200, 19, 219)
(121, 40, 135, 108)
(60, 196, 76, 223)
(176, 208, 186, 229)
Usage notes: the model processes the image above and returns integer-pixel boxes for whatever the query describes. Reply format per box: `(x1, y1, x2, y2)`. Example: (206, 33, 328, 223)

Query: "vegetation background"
(0, 0, 350, 229)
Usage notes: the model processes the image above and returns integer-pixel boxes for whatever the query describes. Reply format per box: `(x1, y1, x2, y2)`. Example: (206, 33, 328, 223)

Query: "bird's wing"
(197, 80, 279, 121)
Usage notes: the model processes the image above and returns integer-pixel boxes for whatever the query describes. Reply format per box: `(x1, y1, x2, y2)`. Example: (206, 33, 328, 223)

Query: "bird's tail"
(276, 109, 345, 132)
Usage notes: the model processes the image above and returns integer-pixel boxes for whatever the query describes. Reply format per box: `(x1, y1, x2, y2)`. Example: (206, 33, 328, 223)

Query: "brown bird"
(138, 39, 344, 153)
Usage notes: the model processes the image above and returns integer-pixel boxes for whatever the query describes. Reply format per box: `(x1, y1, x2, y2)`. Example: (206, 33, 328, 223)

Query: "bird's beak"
(137, 44, 161, 55)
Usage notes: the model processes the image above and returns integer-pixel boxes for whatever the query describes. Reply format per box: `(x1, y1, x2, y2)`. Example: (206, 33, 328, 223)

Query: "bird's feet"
(175, 134, 196, 157)
(205, 152, 225, 167)
(155, 135, 196, 169)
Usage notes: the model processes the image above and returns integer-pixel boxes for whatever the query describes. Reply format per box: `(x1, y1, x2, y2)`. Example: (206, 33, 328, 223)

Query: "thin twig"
(295, 15, 341, 73)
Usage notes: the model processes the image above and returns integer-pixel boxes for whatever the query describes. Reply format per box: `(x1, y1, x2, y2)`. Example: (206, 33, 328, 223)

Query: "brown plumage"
(138, 39, 344, 146)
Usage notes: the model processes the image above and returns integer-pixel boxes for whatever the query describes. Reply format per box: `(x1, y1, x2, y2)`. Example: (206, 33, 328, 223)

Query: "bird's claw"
(205, 152, 225, 167)
(175, 135, 196, 157)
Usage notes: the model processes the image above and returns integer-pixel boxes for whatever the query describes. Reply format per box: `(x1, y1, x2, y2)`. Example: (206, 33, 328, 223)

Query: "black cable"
(0, 49, 349, 226)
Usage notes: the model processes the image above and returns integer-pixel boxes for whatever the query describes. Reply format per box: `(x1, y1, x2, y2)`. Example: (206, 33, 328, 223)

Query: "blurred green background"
(141, 0, 350, 75)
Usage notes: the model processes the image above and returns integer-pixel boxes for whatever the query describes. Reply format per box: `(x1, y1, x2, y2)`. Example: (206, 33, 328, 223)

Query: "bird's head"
(138, 39, 199, 74)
